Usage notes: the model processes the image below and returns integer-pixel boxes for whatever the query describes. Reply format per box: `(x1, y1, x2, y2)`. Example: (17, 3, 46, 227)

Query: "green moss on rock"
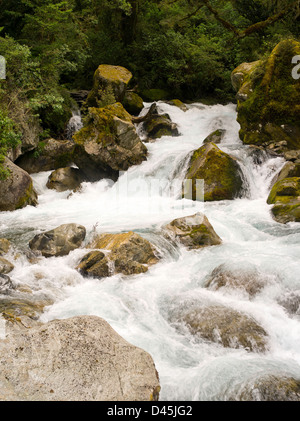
(232, 40, 300, 151)
(185, 143, 243, 201)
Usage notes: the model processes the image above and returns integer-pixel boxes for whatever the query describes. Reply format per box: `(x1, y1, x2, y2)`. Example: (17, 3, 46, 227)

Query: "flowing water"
(1, 102, 300, 400)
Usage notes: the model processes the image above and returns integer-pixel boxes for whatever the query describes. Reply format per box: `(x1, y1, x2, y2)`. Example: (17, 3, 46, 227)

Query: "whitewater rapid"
(1, 102, 300, 400)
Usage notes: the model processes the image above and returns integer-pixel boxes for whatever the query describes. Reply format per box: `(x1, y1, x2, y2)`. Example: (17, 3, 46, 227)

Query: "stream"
(1, 101, 300, 400)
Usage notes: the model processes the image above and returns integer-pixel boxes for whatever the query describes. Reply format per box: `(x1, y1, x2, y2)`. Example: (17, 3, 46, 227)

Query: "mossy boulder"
(86, 64, 133, 107)
(170, 302, 268, 352)
(205, 263, 268, 297)
(143, 113, 179, 140)
(0, 158, 38, 212)
(139, 88, 170, 102)
(16, 138, 75, 174)
(232, 40, 300, 152)
(184, 143, 243, 201)
(73, 103, 147, 181)
(123, 91, 144, 116)
(29, 223, 86, 258)
(267, 177, 300, 223)
(46, 167, 85, 192)
(86, 231, 159, 276)
(76, 251, 110, 278)
(163, 213, 222, 249)
(235, 375, 300, 401)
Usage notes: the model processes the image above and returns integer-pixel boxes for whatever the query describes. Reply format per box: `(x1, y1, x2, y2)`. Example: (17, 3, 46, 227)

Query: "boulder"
(143, 113, 179, 140)
(203, 129, 226, 145)
(235, 375, 300, 401)
(0, 257, 14, 275)
(163, 213, 222, 249)
(232, 40, 300, 152)
(0, 158, 38, 211)
(123, 91, 144, 116)
(46, 167, 85, 192)
(76, 251, 110, 278)
(278, 291, 300, 315)
(172, 303, 268, 352)
(0, 239, 10, 255)
(85, 231, 159, 276)
(267, 177, 300, 223)
(86, 64, 133, 107)
(205, 263, 268, 297)
(284, 150, 300, 162)
(272, 161, 300, 186)
(16, 138, 76, 174)
(0, 315, 161, 401)
(73, 103, 147, 181)
(184, 143, 243, 201)
(29, 223, 86, 257)
(0, 274, 16, 295)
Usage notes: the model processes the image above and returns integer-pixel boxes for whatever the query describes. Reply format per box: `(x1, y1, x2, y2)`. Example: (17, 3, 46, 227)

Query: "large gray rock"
(16, 138, 75, 174)
(29, 223, 86, 257)
(170, 303, 268, 353)
(46, 167, 85, 192)
(0, 315, 161, 401)
(0, 158, 38, 212)
(163, 213, 222, 249)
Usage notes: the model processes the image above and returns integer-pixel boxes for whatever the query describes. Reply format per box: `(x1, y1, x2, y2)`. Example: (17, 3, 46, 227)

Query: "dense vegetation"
(0, 0, 299, 166)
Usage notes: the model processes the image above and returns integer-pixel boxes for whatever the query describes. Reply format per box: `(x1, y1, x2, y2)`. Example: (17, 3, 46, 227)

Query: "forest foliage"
(0, 0, 299, 150)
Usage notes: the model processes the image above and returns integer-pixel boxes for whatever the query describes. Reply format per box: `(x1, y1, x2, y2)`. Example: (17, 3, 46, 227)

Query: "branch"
(201, 0, 299, 39)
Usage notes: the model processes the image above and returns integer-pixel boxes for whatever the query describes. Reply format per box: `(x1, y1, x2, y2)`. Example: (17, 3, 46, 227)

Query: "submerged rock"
(184, 143, 243, 201)
(167, 99, 188, 112)
(267, 177, 300, 223)
(203, 129, 226, 145)
(232, 40, 300, 152)
(46, 167, 85, 192)
(172, 303, 268, 353)
(29, 223, 86, 257)
(0, 158, 38, 212)
(85, 231, 159, 276)
(163, 213, 222, 249)
(73, 103, 147, 181)
(205, 263, 268, 297)
(0, 274, 16, 294)
(235, 375, 300, 401)
(0, 315, 161, 401)
(0, 239, 11, 255)
(278, 291, 300, 315)
(0, 257, 14, 275)
(16, 138, 76, 174)
(86, 64, 133, 107)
